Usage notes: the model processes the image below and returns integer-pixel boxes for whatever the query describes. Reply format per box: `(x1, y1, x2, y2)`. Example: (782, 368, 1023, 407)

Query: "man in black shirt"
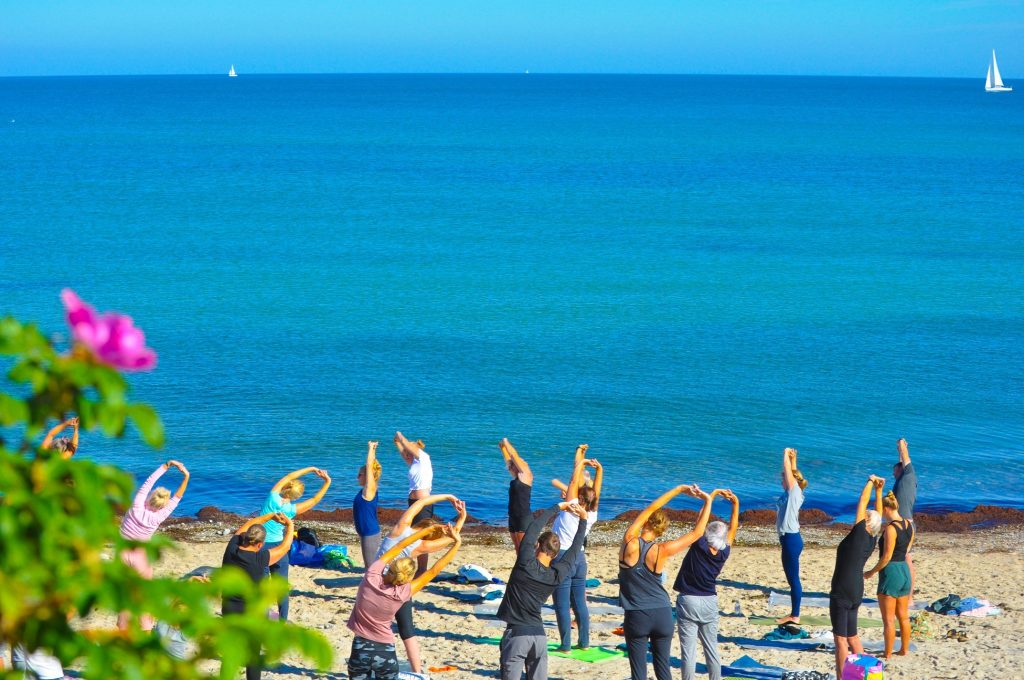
(221, 512, 294, 680)
(497, 501, 588, 680)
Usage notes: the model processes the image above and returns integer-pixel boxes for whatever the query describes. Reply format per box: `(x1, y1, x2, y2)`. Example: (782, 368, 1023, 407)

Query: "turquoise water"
(2, 74, 1022, 522)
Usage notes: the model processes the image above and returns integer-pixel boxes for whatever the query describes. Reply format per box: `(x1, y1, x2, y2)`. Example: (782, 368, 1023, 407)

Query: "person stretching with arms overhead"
(260, 466, 332, 621)
(673, 487, 738, 680)
(377, 493, 467, 675)
(891, 438, 917, 602)
(354, 440, 383, 567)
(501, 437, 534, 551)
(551, 446, 602, 652)
(497, 499, 589, 680)
(41, 415, 79, 459)
(118, 460, 190, 630)
(864, 489, 916, 659)
(221, 512, 295, 680)
(828, 475, 884, 680)
(619, 483, 724, 680)
(775, 447, 807, 625)
(347, 524, 463, 680)
(394, 431, 433, 575)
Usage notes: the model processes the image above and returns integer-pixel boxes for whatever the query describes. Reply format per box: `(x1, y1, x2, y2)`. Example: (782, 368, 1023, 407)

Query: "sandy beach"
(151, 516, 1024, 679)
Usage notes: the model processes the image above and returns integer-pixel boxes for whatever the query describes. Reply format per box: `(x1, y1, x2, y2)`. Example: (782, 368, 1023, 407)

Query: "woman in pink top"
(347, 523, 462, 680)
(117, 460, 190, 630)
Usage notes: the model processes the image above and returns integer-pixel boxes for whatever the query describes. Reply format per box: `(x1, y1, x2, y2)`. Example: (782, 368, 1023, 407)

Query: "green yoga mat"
(748, 615, 883, 628)
(471, 637, 625, 663)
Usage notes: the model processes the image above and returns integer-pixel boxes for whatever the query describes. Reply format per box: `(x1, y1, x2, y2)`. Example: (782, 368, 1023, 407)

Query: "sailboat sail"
(991, 52, 1004, 88)
(986, 50, 1011, 92)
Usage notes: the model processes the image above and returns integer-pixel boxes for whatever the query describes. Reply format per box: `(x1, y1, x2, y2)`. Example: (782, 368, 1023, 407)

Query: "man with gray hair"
(673, 489, 740, 680)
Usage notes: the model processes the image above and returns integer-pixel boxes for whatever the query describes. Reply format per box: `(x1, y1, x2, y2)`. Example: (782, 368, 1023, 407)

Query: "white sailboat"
(985, 50, 1011, 92)
(228, 65, 237, 78)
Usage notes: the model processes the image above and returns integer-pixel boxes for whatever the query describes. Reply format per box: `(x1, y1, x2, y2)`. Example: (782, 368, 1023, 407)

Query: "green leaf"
(126, 403, 164, 448)
(0, 393, 28, 426)
(94, 401, 126, 437)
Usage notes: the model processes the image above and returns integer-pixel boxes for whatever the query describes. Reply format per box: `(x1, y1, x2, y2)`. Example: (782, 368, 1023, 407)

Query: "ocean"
(1, 74, 1022, 523)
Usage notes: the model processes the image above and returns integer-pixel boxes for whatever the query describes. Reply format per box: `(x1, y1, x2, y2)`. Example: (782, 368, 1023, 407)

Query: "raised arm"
(133, 464, 169, 508)
(565, 457, 588, 503)
(624, 484, 692, 543)
(272, 467, 317, 494)
(897, 438, 911, 466)
(520, 504, 561, 558)
(363, 441, 379, 501)
(855, 478, 875, 523)
(587, 459, 603, 507)
(413, 498, 468, 554)
(411, 526, 462, 594)
(295, 469, 332, 515)
(267, 514, 294, 565)
(501, 438, 533, 484)
(391, 494, 455, 537)
(394, 431, 422, 460)
(874, 477, 884, 516)
(235, 512, 277, 536)
(864, 524, 896, 579)
(661, 486, 714, 557)
(721, 489, 740, 546)
(168, 460, 190, 498)
(41, 417, 77, 452)
(67, 417, 80, 458)
(781, 448, 797, 491)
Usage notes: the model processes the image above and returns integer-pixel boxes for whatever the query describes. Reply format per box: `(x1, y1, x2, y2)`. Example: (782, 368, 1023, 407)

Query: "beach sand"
(151, 518, 1024, 679)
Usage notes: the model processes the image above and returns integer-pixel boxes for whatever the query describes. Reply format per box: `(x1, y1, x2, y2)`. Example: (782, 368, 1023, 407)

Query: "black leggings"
(222, 600, 262, 680)
(624, 607, 674, 680)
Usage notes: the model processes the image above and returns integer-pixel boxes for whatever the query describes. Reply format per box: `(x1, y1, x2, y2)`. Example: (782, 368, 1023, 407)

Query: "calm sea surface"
(1, 74, 1022, 522)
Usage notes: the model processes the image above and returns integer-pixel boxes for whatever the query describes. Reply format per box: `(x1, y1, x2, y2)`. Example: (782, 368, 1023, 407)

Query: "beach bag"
(842, 653, 884, 680)
(297, 526, 322, 549)
(320, 544, 355, 570)
(289, 539, 323, 566)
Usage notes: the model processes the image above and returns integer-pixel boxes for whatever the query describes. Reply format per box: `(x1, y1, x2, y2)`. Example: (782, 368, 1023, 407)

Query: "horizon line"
(0, 71, 991, 81)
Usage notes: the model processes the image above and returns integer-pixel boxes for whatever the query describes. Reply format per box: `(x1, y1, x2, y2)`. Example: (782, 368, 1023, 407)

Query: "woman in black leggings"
(618, 484, 715, 680)
(500, 438, 534, 551)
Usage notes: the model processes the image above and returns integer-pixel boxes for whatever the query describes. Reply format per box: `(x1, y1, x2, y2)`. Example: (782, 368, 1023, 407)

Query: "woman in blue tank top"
(353, 441, 382, 567)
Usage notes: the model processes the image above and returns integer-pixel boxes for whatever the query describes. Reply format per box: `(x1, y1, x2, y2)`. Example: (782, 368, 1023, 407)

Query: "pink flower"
(61, 289, 157, 372)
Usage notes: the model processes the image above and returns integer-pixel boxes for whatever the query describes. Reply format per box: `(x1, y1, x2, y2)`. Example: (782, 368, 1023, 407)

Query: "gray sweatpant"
(359, 532, 381, 569)
(499, 630, 547, 680)
(676, 594, 721, 680)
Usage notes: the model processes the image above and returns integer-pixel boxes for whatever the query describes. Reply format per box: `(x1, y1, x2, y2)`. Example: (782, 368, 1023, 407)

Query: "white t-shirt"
(376, 526, 422, 574)
(408, 450, 433, 494)
(552, 509, 598, 552)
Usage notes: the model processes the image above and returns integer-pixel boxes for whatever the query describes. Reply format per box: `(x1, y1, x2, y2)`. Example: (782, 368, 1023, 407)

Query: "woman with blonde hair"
(347, 524, 463, 680)
(118, 460, 190, 629)
(829, 475, 885, 679)
(551, 447, 602, 652)
(354, 441, 383, 566)
(376, 493, 468, 675)
(864, 487, 916, 659)
(619, 483, 731, 680)
(260, 466, 332, 621)
(775, 447, 807, 625)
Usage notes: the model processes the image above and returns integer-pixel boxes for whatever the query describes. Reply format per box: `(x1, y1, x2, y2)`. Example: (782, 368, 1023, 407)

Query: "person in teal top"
(259, 466, 332, 620)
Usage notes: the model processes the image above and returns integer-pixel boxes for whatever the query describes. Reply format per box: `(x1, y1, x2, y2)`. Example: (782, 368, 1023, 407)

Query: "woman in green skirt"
(864, 490, 915, 659)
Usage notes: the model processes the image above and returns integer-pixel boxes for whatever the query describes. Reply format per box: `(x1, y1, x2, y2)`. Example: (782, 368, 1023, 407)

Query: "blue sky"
(2, 1, 1021, 77)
